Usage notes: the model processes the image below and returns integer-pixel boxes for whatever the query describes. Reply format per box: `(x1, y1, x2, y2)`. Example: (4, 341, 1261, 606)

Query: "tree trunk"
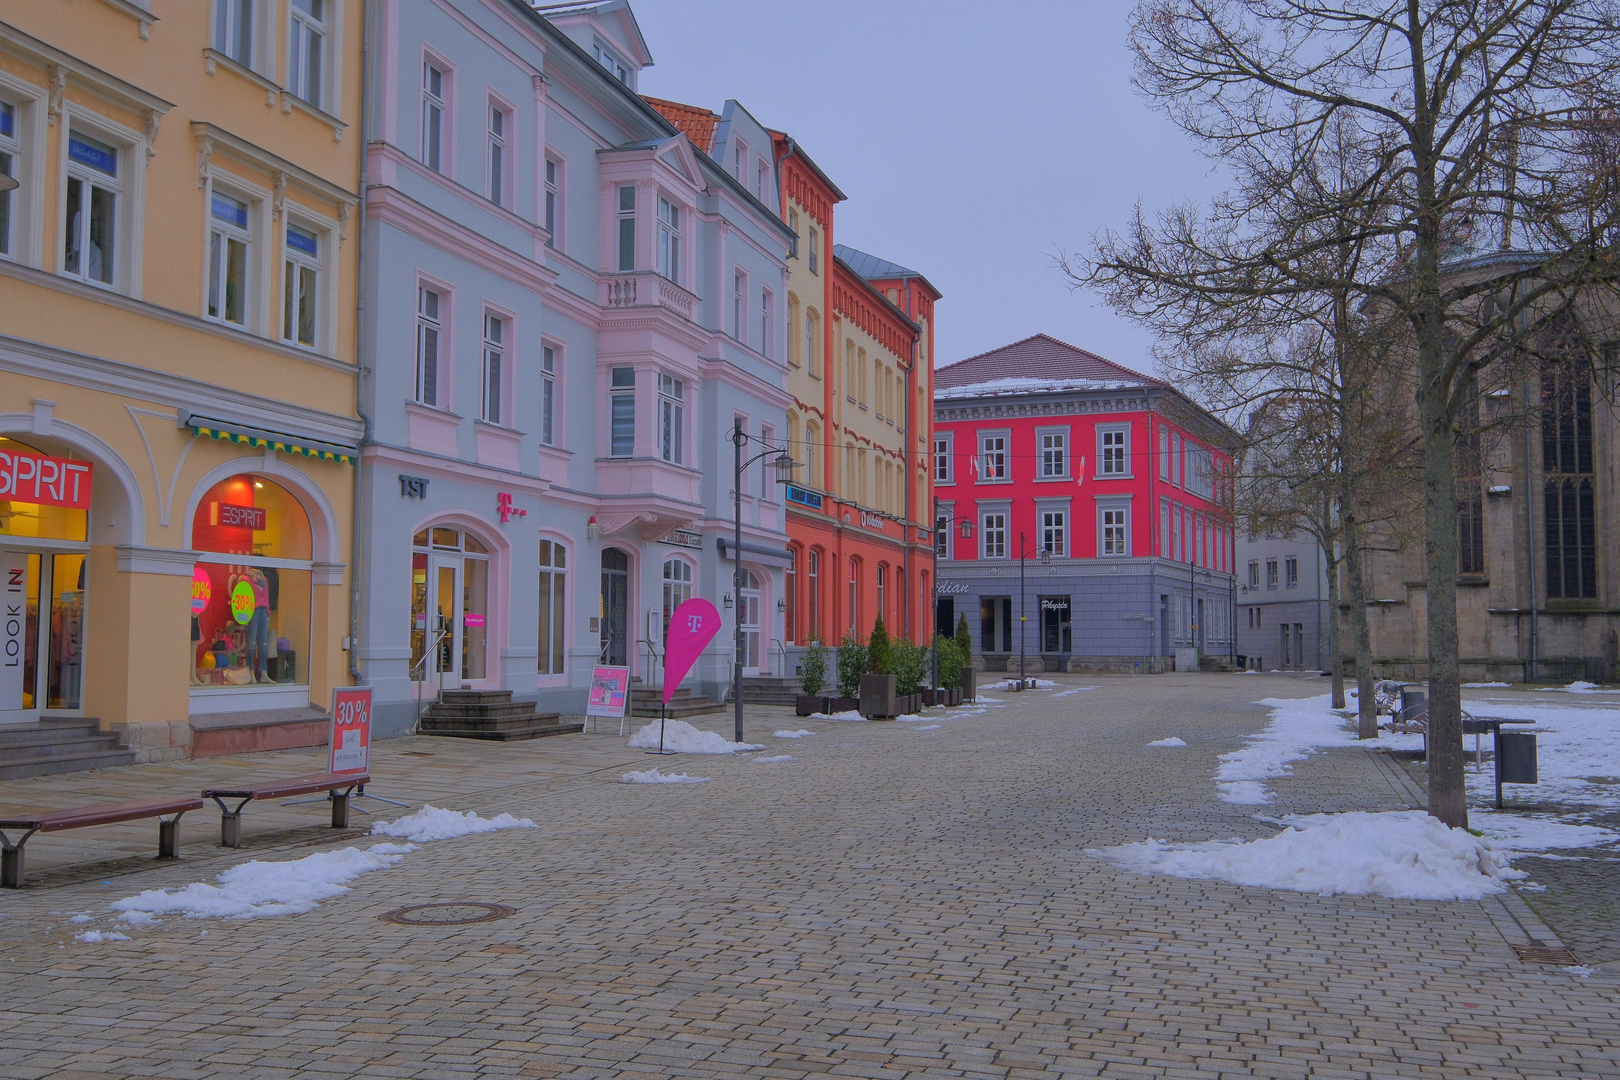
(1325, 538, 1345, 710)
(1416, 334, 1467, 828)
(1341, 488, 1378, 739)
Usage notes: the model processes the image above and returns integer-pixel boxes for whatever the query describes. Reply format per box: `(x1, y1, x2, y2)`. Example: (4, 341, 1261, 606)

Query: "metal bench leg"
(209, 796, 252, 848)
(1, 828, 38, 889)
(158, 816, 180, 860)
(331, 790, 351, 828)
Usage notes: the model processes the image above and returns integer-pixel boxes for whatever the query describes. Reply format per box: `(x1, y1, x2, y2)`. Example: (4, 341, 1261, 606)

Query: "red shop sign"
(214, 503, 266, 530)
(0, 449, 93, 510)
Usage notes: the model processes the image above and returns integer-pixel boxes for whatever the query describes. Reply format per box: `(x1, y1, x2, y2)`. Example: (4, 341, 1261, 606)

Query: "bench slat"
(1, 797, 205, 833)
(203, 773, 368, 802)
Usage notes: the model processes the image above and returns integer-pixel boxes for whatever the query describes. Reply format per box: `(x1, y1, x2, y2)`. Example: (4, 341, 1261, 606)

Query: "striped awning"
(182, 412, 356, 465)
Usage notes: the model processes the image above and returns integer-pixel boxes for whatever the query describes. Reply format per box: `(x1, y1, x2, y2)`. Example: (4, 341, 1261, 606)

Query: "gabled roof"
(642, 96, 718, 153)
(934, 333, 1163, 391)
(834, 244, 941, 299)
(533, 0, 653, 66)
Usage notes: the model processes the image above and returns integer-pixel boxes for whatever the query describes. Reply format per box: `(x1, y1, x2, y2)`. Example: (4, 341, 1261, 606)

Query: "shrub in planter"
(955, 613, 973, 667)
(836, 636, 867, 701)
(867, 614, 892, 675)
(800, 640, 828, 696)
(892, 639, 926, 697)
(934, 634, 964, 693)
(859, 672, 897, 719)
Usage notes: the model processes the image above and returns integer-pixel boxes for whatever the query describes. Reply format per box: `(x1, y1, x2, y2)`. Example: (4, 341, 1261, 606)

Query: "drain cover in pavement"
(379, 902, 516, 926)
(1513, 944, 1579, 965)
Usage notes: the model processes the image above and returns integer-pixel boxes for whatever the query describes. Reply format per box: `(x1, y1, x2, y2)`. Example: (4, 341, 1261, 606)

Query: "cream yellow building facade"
(0, 2, 361, 761)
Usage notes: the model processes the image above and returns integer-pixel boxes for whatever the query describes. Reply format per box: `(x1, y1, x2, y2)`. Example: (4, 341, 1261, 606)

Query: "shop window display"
(190, 476, 312, 687)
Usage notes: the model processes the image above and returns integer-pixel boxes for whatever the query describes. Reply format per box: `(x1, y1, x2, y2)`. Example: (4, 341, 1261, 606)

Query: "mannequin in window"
(244, 565, 271, 683)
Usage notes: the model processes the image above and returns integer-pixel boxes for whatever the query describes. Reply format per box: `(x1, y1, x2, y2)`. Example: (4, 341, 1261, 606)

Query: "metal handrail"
(769, 637, 789, 678)
(410, 627, 448, 736)
(639, 637, 663, 689)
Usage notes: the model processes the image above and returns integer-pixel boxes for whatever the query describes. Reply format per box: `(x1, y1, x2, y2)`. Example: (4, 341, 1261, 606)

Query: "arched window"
(661, 557, 693, 642)
(847, 558, 860, 637)
(538, 538, 567, 675)
(409, 526, 491, 685)
(786, 412, 799, 471)
(875, 563, 887, 629)
(786, 293, 800, 367)
(805, 421, 822, 488)
(739, 568, 761, 670)
(806, 547, 821, 642)
(192, 475, 314, 689)
(785, 547, 798, 644)
(806, 309, 821, 376)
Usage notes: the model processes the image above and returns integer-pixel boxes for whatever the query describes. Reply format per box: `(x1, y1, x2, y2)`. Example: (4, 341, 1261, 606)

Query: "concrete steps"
(738, 677, 800, 706)
(629, 687, 724, 718)
(418, 690, 583, 741)
(0, 718, 135, 780)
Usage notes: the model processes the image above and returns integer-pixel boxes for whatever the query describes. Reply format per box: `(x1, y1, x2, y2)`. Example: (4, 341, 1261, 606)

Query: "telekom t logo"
(496, 492, 527, 524)
(687, 614, 704, 632)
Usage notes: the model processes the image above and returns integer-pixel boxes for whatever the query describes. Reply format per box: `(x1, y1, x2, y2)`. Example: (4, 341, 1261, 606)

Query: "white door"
(740, 570, 762, 676)
(429, 555, 463, 690)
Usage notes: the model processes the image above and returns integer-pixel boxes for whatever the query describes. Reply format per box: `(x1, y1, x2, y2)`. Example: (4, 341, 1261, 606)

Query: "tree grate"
(1513, 944, 1579, 965)
(379, 901, 516, 926)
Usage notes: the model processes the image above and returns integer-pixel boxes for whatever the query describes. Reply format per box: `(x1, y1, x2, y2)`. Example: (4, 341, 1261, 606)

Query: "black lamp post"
(1017, 533, 1052, 687)
(730, 419, 797, 744)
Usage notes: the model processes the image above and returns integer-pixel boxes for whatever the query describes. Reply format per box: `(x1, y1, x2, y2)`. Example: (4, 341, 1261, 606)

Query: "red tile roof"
(934, 333, 1162, 390)
(642, 96, 718, 153)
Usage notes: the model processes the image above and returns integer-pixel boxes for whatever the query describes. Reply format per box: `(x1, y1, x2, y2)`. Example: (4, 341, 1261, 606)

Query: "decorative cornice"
(366, 180, 558, 294)
(116, 545, 201, 576)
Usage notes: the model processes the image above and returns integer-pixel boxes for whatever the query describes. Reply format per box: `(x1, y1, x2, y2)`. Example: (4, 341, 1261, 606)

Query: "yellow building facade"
(0, 3, 361, 761)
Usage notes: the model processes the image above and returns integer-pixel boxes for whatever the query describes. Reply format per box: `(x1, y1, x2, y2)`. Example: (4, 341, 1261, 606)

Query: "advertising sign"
(2, 552, 27, 710)
(0, 448, 93, 510)
(190, 566, 212, 613)
(217, 503, 266, 530)
(328, 686, 373, 775)
(586, 666, 631, 718)
(663, 598, 721, 703)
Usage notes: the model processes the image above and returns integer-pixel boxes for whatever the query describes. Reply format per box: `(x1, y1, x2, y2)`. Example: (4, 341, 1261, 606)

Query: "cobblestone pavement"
(1, 674, 1617, 1080)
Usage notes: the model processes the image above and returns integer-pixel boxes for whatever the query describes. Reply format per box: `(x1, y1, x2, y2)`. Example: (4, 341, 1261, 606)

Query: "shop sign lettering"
(785, 485, 823, 510)
(658, 530, 703, 550)
(1040, 598, 1070, 611)
(191, 567, 213, 613)
(328, 686, 372, 775)
(0, 449, 93, 510)
(2, 553, 27, 710)
(937, 580, 970, 596)
(230, 580, 256, 624)
(217, 503, 266, 530)
(399, 474, 430, 498)
(858, 510, 886, 531)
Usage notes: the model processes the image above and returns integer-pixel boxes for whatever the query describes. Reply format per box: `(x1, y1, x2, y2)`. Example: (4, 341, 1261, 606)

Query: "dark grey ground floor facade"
(934, 557, 1236, 672)
(1236, 597, 1330, 672)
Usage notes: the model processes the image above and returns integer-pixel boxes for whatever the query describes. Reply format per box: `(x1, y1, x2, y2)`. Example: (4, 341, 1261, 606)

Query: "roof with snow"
(933, 334, 1163, 393)
(834, 244, 941, 297)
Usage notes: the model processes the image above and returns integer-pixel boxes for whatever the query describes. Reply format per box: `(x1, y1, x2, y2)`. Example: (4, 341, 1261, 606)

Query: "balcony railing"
(601, 271, 697, 320)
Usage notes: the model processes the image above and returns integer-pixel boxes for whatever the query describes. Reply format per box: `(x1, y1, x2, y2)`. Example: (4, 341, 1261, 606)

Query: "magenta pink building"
(931, 335, 1239, 672)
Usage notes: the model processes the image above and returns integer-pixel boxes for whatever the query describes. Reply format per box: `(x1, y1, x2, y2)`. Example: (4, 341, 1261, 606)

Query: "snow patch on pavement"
(1464, 682, 1512, 688)
(621, 769, 711, 784)
(809, 710, 867, 722)
(753, 755, 794, 763)
(109, 844, 415, 922)
(773, 729, 815, 739)
(1089, 811, 1523, 900)
(1052, 686, 1100, 697)
(914, 724, 941, 731)
(1214, 695, 1360, 804)
(74, 930, 131, 943)
(1555, 680, 1620, 694)
(627, 719, 763, 752)
(1149, 737, 1188, 747)
(371, 805, 536, 842)
(895, 714, 927, 722)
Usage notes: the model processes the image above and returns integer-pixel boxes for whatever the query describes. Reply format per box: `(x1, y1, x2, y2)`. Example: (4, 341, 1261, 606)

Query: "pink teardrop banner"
(664, 598, 721, 703)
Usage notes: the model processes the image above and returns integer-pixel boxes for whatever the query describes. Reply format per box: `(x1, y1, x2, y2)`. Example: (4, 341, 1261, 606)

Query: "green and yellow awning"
(182, 412, 357, 465)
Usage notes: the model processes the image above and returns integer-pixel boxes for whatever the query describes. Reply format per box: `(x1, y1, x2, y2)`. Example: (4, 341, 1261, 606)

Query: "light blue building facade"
(356, 0, 794, 734)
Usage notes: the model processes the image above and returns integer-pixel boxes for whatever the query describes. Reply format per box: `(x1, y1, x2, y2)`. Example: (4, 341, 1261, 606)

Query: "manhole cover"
(379, 902, 516, 926)
(1513, 944, 1579, 965)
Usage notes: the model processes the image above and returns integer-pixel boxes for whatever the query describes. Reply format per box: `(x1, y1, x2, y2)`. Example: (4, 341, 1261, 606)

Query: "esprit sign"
(215, 503, 266, 530)
(0, 449, 93, 510)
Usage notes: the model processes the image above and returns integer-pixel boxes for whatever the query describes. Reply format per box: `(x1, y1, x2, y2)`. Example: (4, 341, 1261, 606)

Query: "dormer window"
(657, 196, 680, 285)
(594, 42, 629, 84)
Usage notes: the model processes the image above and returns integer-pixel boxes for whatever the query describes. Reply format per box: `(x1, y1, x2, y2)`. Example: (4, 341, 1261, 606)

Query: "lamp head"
(0, 174, 17, 193)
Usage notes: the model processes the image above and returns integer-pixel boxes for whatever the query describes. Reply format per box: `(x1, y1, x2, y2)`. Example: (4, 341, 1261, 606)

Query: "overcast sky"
(631, 0, 1220, 375)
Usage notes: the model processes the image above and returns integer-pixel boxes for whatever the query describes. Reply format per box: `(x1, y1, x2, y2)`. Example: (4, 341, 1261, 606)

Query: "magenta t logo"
(663, 598, 721, 703)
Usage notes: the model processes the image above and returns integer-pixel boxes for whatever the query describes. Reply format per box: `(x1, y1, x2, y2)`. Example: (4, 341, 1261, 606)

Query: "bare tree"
(1074, 0, 1620, 828)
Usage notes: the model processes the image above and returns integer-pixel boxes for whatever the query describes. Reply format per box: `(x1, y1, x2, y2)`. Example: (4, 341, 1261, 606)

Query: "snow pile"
(773, 729, 815, 739)
(372, 805, 536, 842)
(1464, 682, 1512, 688)
(74, 930, 130, 943)
(1088, 811, 1524, 900)
(1215, 695, 1360, 804)
(1149, 737, 1188, 747)
(973, 696, 1005, 704)
(621, 769, 710, 784)
(627, 719, 763, 753)
(895, 714, 927, 722)
(753, 755, 794, 763)
(810, 710, 867, 722)
(914, 724, 941, 731)
(110, 844, 414, 921)
(1053, 686, 1100, 697)
(990, 678, 1056, 690)
(1556, 681, 1619, 694)
(66, 914, 92, 924)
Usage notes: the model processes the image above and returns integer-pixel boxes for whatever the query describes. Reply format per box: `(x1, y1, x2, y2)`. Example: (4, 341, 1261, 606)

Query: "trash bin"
(1498, 731, 1537, 783)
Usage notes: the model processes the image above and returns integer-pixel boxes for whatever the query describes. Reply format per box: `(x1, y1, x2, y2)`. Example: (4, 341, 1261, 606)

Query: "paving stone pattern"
(1, 674, 1617, 1079)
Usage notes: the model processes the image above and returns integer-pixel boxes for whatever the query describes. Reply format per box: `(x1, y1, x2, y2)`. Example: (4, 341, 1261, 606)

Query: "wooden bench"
(203, 772, 369, 848)
(0, 796, 204, 888)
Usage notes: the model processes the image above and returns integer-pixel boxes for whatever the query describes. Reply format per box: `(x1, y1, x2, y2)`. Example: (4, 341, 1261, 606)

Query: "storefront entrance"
(410, 528, 490, 689)
(600, 548, 629, 666)
(739, 569, 762, 675)
(1, 550, 87, 722)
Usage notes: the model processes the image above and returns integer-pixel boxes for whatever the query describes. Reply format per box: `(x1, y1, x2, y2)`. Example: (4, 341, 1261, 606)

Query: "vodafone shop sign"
(0, 448, 94, 510)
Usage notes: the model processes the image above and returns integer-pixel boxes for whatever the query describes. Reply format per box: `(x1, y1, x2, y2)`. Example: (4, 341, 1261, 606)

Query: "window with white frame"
(759, 424, 776, 497)
(206, 190, 250, 326)
(755, 158, 767, 201)
(1172, 502, 1183, 560)
(981, 511, 1008, 559)
(1248, 560, 1260, 588)
(661, 558, 693, 642)
(481, 313, 505, 424)
(1285, 555, 1298, 587)
(1100, 505, 1129, 556)
(1099, 426, 1129, 476)
(1041, 509, 1066, 556)
(415, 285, 441, 405)
(979, 432, 1008, 481)
(935, 506, 951, 558)
(0, 99, 17, 259)
(214, 0, 254, 66)
(934, 433, 953, 483)
(539, 344, 557, 446)
(657, 196, 680, 284)
(422, 61, 446, 173)
(1039, 429, 1067, 478)
(808, 227, 818, 273)
(1171, 433, 1182, 485)
(804, 307, 817, 374)
(537, 539, 567, 675)
(63, 130, 120, 287)
(658, 373, 684, 464)
(1266, 558, 1279, 588)
(543, 156, 559, 243)
(288, 0, 326, 109)
(732, 140, 746, 181)
(1160, 499, 1171, 557)
(486, 101, 508, 206)
(594, 42, 629, 83)
(616, 185, 635, 271)
(283, 221, 320, 349)
(1186, 444, 1215, 499)
(760, 289, 774, 359)
(875, 563, 887, 624)
(1159, 426, 1170, 480)
(610, 367, 635, 456)
(732, 270, 746, 342)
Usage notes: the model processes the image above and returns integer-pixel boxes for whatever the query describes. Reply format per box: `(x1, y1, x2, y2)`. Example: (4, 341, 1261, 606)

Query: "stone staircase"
(738, 676, 800, 707)
(629, 686, 724, 718)
(0, 718, 135, 780)
(417, 689, 583, 741)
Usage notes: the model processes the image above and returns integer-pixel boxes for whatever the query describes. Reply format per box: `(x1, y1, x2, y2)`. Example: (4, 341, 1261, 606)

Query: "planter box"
(959, 667, 976, 704)
(894, 693, 920, 716)
(859, 673, 898, 719)
(797, 694, 857, 716)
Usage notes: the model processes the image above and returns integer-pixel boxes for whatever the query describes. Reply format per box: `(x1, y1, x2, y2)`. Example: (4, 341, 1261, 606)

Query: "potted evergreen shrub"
(892, 638, 926, 714)
(933, 634, 965, 706)
(831, 635, 866, 713)
(859, 615, 898, 718)
(955, 613, 976, 704)
(796, 640, 829, 716)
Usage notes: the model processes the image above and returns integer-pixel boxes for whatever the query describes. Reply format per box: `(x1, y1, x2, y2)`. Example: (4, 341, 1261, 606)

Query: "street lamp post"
(929, 497, 977, 694)
(730, 419, 797, 744)
(1017, 533, 1052, 687)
